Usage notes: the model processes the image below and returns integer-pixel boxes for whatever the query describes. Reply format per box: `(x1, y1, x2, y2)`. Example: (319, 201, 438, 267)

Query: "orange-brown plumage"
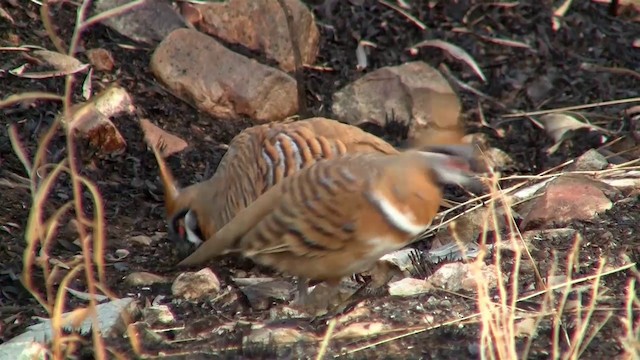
(177, 150, 475, 299)
(150, 117, 400, 250)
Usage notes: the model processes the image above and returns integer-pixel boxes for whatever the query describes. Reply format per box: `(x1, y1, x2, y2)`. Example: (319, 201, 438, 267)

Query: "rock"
(268, 305, 308, 320)
(127, 322, 166, 346)
(335, 306, 371, 324)
(520, 174, 618, 230)
(4, 298, 138, 344)
(151, 28, 298, 123)
(429, 262, 499, 292)
(194, 0, 319, 72)
(0, 341, 47, 360)
(142, 305, 176, 326)
(568, 149, 609, 171)
(60, 85, 135, 155)
(139, 118, 188, 157)
(234, 277, 294, 310)
(333, 322, 386, 340)
(378, 249, 419, 275)
(64, 102, 127, 154)
(388, 277, 433, 296)
(290, 282, 357, 316)
(86, 48, 115, 72)
(125, 272, 170, 287)
(332, 61, 460, 140)
(93, 0, 187, 45)
(171, 268, 221, 300)
(243, 326, 316, 346)
(129, 234, 153, 246)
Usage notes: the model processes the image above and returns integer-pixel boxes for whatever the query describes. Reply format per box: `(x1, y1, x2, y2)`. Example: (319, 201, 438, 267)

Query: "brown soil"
(1, 1, 639, 359)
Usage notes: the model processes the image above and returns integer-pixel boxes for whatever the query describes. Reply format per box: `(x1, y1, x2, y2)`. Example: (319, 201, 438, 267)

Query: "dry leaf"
(539, 113, 608, 154)
(355, 40, 376, 71)
(10, 49, 90, 79)
(86, 48, 115, 71)
(139, 119, 188, 157)
(82, 68, 93, 100)
(0, 5, 15, 24)
(552, 0, 574, 31)
(479, 35, 532, 49)
(408, 39, 486, 82)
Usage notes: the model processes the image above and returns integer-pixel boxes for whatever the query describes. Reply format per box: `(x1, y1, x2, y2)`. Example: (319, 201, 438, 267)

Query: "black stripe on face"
(169, 208, 189, 243)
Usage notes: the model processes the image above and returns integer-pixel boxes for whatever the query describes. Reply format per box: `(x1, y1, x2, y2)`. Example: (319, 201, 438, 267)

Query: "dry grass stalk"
(469, 166, 635, 360)
(1, 0, 148, 358)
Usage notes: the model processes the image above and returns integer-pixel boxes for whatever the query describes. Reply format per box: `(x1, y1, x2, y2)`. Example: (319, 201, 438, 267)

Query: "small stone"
(333, 322, 386, 339)
(125, 272, 170, 287)
(429, 262, 499, 292)
(268, 305, 307, 320)
(235, 278, 294, 310)
(388, 277, 433, 297)
(171, 268, 221, 301)
(127, 322, 165, 346)
(86, 48, 115, 71)
(129, 235, 153, 246)
(568, 149, 609, 171)
(142, 305, 176, 325)
(151, 28, 298, 124)
(61, 101, 126, 155)
(243, 326, 317, 346)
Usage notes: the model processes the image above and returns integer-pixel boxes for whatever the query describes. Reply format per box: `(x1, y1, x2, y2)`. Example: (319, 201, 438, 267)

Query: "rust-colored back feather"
(177, 150, 471, 285)
(154, 117, 400, 244)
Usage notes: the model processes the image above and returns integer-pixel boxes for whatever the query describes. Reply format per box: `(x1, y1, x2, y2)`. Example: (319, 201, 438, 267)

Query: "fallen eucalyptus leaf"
(408, 39, 486, 82)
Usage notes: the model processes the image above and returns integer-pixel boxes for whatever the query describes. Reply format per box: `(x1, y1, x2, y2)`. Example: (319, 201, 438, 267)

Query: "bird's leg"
(292, 276, 310, 304)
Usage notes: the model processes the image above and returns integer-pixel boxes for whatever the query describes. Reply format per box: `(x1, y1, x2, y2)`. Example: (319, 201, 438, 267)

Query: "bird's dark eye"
(168, 208, 189, 243)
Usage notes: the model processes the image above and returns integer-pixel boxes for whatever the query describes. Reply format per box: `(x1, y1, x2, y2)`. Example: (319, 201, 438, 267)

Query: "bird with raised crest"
(175, 148, 477, 303)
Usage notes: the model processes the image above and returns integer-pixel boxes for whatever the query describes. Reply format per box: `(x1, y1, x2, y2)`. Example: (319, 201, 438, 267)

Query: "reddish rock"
(521, 174, 618, 230)
(151, 28, 298, 123)
(194, 0, 319, 72)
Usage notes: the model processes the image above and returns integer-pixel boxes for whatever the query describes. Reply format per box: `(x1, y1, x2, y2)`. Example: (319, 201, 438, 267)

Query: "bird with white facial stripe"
(151, 117, 400, 257)
(176, 148, 477, 304)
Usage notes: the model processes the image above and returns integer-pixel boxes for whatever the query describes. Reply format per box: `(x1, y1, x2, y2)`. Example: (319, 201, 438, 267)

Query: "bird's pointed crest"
(150, 138, 182, 215)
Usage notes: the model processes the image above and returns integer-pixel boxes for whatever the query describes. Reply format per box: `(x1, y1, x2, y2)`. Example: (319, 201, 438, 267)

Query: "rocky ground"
(1, 0, 640, 359)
